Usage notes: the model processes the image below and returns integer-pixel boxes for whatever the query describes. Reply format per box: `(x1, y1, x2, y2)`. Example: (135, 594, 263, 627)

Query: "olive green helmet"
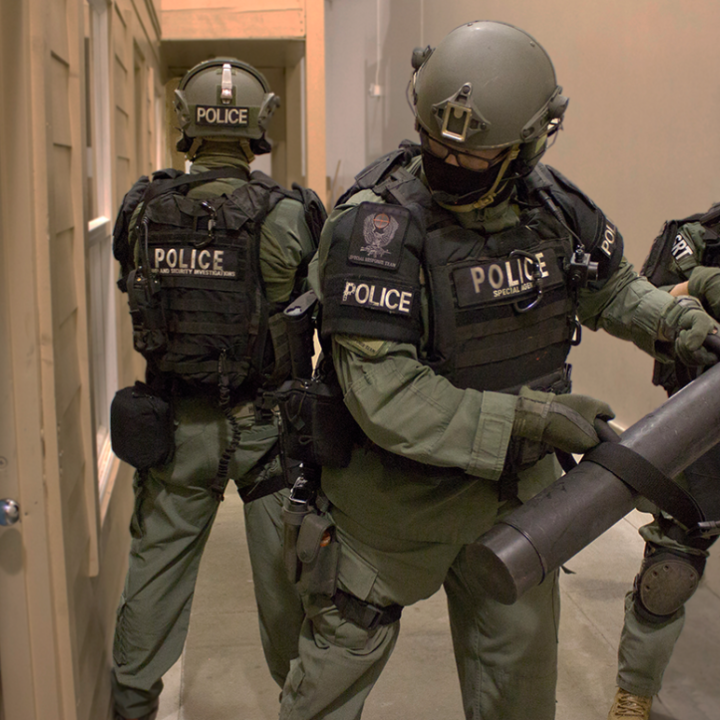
(174, 57, 280, 146)
(410, 21, 568, 155)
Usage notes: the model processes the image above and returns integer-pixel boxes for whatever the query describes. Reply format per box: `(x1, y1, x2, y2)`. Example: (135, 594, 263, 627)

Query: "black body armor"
(113, 167, 324, 396)
(321, 145, 623, 395)
(641, 201, 720, 289)
(641, 200, 720, 395)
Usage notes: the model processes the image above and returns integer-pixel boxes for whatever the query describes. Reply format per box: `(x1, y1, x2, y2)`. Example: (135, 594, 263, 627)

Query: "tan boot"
(608, 687, 653, 719)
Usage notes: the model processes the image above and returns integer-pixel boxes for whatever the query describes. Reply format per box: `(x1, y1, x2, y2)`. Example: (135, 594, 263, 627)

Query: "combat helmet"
(409, 21, 568, 209)
(174, 57, 280, 154)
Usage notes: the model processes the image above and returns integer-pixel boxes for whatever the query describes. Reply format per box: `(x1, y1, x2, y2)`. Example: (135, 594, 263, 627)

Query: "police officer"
(279, 21, 718, 720)
(608, 212, 720, 720)
(110, 58, 322, 720)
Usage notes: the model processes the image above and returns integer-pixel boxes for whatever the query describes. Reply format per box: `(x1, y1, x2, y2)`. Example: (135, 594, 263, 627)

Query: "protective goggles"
(419, 128, 510, 172)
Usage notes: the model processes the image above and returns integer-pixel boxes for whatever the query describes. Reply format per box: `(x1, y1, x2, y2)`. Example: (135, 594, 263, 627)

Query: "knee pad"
(632, 544, 706, 622)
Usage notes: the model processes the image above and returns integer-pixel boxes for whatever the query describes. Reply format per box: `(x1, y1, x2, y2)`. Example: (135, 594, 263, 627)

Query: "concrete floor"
(155, 491, 720, 720)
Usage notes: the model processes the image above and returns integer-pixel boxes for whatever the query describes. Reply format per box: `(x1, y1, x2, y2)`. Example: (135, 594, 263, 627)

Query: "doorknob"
(0, 498, 20, 526)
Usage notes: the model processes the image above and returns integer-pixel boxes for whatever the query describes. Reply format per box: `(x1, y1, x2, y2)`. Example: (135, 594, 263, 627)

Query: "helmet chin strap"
(436, 145, 520, 213)
(238, 138, 255, 164)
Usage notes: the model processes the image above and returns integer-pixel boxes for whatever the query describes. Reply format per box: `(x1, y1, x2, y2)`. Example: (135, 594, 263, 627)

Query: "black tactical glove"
(660, 295, 718, 367)
(512, 387, 615, 455)
(688, 265, 720, 319)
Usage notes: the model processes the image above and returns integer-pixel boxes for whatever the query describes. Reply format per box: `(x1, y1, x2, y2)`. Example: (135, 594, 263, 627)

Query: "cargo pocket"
(129, 473, 151, 540)
(336, 538, 379, 603)
(286, 656, 306, 693)
(113, 600, 129, 667)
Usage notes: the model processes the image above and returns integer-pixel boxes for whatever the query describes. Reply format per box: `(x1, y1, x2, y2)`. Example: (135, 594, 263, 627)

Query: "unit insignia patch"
(348, 203, 409, 270)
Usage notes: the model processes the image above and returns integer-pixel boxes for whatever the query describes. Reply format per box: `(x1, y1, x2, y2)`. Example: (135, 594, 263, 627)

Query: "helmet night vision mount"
(174, 57, 280, 154)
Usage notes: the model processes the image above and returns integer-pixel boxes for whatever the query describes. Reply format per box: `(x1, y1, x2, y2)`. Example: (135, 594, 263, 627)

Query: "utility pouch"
(126, 269, 167, 355)
(110, 381, 174, 470)
(274, 373, 359, 468)
(296, 512, 340, 596)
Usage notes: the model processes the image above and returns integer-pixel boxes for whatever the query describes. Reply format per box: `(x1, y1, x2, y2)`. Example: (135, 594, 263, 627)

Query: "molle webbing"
(454, 300, 574, 373)
(128, 169, 277, 391)
(422, 212, 577, 392)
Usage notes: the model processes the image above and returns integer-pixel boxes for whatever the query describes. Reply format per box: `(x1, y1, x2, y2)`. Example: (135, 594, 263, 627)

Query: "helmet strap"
(185, 137, 203, 162)
(238, 138, 255, 164)
(436, 145, 520, 213)
(176, 131, 194, 154)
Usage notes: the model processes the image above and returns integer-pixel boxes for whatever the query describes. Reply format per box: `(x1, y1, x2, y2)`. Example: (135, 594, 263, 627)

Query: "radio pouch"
(110, 381, 175, 470)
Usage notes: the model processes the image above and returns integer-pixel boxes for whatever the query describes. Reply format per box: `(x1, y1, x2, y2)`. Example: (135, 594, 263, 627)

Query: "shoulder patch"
(347, 202, 410, 270)
(340, 276, 415, 315)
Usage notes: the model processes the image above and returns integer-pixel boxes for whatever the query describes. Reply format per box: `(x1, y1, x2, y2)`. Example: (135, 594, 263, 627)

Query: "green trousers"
(615, 520, 702, 697)
(111, 397, 304, 718)
(616, 440, 720, 698)
(280, 520, 560, 720)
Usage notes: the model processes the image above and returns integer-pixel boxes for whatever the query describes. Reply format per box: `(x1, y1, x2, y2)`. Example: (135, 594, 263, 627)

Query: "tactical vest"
(641, 201, 720, 395)
(114, 167, 323, 395)
(322, 146, 623, 394)
(641, 201, 720, 288)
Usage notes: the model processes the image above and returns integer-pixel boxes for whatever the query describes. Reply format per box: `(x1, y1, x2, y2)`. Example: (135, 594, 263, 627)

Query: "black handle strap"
(582, 442, 705, 530)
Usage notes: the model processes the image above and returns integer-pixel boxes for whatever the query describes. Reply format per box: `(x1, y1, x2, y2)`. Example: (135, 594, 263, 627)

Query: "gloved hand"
(661, 295, 718, 367)
(688, 265, 720, 319)
(512, 387, 615, 455)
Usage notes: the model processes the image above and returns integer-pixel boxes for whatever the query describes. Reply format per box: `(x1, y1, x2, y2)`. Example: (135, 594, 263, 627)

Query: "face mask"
(422, 148, 509, 206)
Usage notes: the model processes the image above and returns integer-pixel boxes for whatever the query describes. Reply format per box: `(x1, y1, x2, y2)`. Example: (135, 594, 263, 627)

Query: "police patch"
(599, 222, 619, 258)
(348, 203, 409, 270)
(671, 232, 695, 262)
(340, 278, 414, 315)
(453, 251, 561, 308)
(151, 246, 239, 279)
(195, 105, 249, 127)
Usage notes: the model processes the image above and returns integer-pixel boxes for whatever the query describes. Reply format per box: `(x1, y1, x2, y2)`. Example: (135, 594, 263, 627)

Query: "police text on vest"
(470, 253, 549, 298)
(152, 247, 237, 278)
(340, 279, 414, 315)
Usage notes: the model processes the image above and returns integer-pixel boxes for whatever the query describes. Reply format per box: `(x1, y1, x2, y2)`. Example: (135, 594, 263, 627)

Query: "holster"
(284, 289, 318, 381)
(274, 373, 359, 468)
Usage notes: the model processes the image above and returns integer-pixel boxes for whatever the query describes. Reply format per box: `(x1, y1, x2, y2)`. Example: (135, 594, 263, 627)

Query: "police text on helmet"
(195, 105, 249, 127)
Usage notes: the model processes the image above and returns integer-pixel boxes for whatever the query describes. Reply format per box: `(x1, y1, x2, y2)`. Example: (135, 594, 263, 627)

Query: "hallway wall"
(0, 1, 163, 718)
(324, 0, 720, 428)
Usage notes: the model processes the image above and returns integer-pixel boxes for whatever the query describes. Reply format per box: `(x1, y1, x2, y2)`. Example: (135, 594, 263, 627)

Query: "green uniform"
(616, 220, 720, 698)
(279, 155, 683, 720)
(112, 145, 314, 719)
